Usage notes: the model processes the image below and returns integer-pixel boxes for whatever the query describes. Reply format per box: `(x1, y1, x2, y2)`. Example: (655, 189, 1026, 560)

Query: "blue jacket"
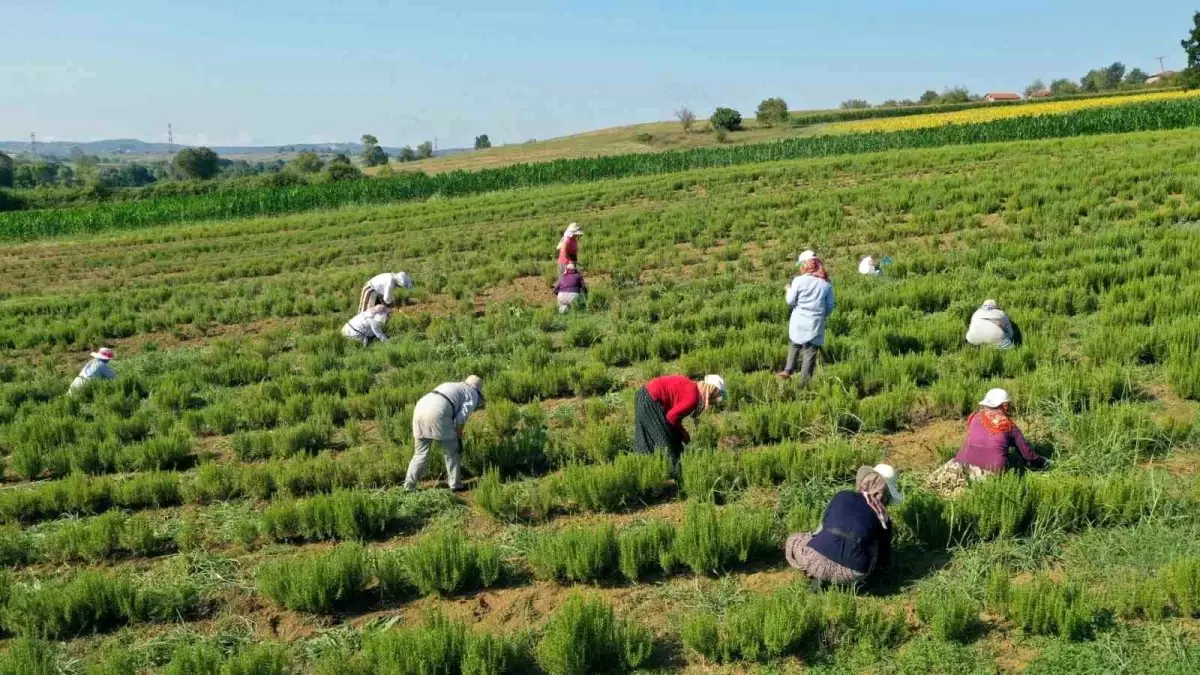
(807, 491, 892, 574)
(786, 275, 834, 346)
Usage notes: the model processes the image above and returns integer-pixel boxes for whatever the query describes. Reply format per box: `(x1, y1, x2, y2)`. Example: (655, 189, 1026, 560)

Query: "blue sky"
(1, 1, 1194, 148)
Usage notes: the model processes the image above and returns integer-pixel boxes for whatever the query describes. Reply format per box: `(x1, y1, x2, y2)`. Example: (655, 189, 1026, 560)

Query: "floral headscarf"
(977, 407, 1013, 434)
(799, 256, 829, 281)
(855, 466, 891, 529)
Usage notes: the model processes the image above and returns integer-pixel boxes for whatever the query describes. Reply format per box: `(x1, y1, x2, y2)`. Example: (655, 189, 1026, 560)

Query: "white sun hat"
(395, 272, 413, 289)
(872, 463, 904, 504)
(91, 347, 115, 361)
(979, 388, 1011, 408)
(703, 374, 727, 402)
(796, 250, 816, 265)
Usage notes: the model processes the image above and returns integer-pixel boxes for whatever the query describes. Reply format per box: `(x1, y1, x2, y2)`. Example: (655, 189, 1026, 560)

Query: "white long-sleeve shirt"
(69, 359, 116, 393)
(786, 275, 835, 346)
(342, 310, 389, 345)
(367, 272, 411, 305)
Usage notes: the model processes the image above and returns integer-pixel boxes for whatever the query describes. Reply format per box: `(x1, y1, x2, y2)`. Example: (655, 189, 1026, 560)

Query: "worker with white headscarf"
(779, 253, 835, 384)
(69, 347, 116, 394)
(858, 256, 882, 276)
(405, 375, 486, 492)
(341, 305, 391, 346)
(966, 299, 1014, 349)
(359, 272, 413, 312)
(633, 373, 726, 462)
(556, 222, 583, 277)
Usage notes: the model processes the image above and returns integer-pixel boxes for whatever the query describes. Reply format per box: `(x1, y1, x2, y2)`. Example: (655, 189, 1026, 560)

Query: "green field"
(1, 124, 1199, 673)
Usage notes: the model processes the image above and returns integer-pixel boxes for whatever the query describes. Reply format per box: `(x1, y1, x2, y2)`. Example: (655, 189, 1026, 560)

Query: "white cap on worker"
(465, 375, 484, 392)
(395, 272, 413, 289)
(91, 347, 115, 361)
(872, 463, 905, 504)
(796, 250, 816, 264)
(979, 388, 1010, 408)
(703, 374, 727, 401)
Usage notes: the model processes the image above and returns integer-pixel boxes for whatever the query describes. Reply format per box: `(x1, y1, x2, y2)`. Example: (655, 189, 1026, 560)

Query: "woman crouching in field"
(785, 464, 902, 589)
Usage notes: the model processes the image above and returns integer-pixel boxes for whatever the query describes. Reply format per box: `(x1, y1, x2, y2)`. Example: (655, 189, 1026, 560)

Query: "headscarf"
(369, 304, 391, 320)
(557, 223, 582, 249)
(799, 256, 829, 282)
(693, 379, 725, 418)
(395, 272, 413, 290)
(977, 407, 1013, 434)
(855, 466, 891, 528)
(564, 261, 577, 272)
(981, 299, 999, 310)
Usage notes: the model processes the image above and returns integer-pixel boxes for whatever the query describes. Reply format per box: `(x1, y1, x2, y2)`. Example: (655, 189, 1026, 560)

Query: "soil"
(873, 418, 964, 470)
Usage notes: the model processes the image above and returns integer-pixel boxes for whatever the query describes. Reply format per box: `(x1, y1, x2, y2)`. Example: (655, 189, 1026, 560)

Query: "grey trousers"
(404, 437, 463, 490)
(785, 342, 820, 384)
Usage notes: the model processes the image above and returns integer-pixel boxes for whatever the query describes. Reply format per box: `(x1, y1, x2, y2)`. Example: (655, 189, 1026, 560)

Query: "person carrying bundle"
(785, 464, 903, 588)
(341, 305, 391, 346)
(966, 299, 1014, 349)
(552, 262, 588, 313)
(359, 272, 413, 312)
(405, 375, 485, 492)
(556, 222, 583, 276)
(925, 388, 1051, 496)
(69, 347, 116, 394)
(778, 252, 835, 384)
(633, 374, 726, 461)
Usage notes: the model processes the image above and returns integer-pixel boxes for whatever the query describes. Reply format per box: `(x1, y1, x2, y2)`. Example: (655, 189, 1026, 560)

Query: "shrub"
(260, 490, 410, 542)
(710, 107, 742, 131)
(256, 543, 370, 613)
(994, 574, 1095, 640)
(401, 527, 503, 596)
(755, 97, 789, 126)
(673, 502, 776, 575)
(561, 452, 669, 512)
(916, 590, 980, 642)
(353, 612, 527, 674)
(536, 593, 652, 675)
(617, 520, 676, 582)
(2, 571, 199, 638)
(528, 523, 618, 583)
(463, 401, 548, 477)
(0, 638, 60, 675)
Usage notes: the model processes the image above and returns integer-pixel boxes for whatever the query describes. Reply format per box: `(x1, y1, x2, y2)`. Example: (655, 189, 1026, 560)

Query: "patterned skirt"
(633, 387, 684, 460)
(784, 532, 866, 585)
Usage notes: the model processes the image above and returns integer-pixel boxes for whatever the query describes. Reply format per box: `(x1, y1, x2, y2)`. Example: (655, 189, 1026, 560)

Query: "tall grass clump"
(396, 527, 503, 596)
(330, 612, 527, 675)
(0, 638, 60, 675)
(256, 543, 370, 613)
(2, 571, 200, 638)
(618, 520, 676, 582)
(672, 502, 776, 575)
(260, 489, 414, 542)
(536, 593, 652, 675)
(915, 589, 980, 643)
(528, 523, 619, 583)
(561, 452, 670, 512)
(987, 571, 1095, 641)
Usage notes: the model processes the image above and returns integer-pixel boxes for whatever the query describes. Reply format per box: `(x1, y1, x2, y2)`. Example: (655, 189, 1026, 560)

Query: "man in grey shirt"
(405, 375, 485, 492)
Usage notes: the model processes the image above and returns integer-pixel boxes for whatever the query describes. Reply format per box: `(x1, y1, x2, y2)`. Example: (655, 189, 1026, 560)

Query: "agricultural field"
(1, 123, 1200, 673)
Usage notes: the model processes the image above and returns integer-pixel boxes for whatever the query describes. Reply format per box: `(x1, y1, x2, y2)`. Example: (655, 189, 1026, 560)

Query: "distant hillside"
(0, 138, 470, 159)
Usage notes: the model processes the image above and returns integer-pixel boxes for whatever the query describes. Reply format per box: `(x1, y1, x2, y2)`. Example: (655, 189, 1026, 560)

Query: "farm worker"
(785, 464, 902, 588)
(405, 375, 485, 492)
(965, 299, 1014, 349)
(925, 388, 1051, 496)
(69, 347, 116, 394)
(552, 262, 588, 313)
(796, 249, 816, 266)
(359, 272, 413, 312)
(778, 255, 835, 384)
(556, 222, 583, 276)
(633, 374, 726, 461)
(858, 255, 882, 276)
(341, 305, 391, 346)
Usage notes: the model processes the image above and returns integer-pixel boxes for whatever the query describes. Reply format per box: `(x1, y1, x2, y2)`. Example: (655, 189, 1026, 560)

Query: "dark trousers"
(785, 342, 820, 384)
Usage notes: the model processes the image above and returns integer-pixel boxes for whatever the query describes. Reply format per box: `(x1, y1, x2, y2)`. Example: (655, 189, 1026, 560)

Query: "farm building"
(1028, 88, 1052, 98)
(983, 92, 1022, 102)
(1146, 71, 1176, 85)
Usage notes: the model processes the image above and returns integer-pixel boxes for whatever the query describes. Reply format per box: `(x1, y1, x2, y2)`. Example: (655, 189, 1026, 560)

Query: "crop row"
(2, 97, 1200, 240)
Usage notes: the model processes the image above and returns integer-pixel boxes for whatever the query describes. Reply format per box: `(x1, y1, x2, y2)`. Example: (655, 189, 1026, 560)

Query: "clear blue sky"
(1, 1, 1194, 149)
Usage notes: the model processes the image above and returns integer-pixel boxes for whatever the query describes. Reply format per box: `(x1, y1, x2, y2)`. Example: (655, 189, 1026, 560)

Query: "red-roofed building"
(983, 92, 1022, 102)
(1028, 89, 1052, 98)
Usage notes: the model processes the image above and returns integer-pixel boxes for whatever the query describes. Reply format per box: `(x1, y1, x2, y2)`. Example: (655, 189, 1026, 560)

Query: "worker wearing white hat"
(858, 255, 882, 276)
(779, 252, 834, 384)
(342, 305, 392, 346)
(966, 299, 1014, 349)
(785, 463, 902, 587)
(405, 375, 486, 492)
(925, 388, 1050, 496)
(359, 272, 413, 313)
(556, 222, 584, 277)
(69, 347, 116, 394)
(633, 373, 726, 462)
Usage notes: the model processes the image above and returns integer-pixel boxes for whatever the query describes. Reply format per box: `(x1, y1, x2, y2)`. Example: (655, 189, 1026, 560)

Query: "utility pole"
(29, 132, 37, 158)
(1156, 56, 1167, 75)
(168, 123, 174, 154)
(433, 136, 438, 153)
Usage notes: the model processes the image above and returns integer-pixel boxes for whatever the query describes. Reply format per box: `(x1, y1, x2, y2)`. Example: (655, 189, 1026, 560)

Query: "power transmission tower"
(1156, 56, 1167, 74)
(168, 123, 174, 154)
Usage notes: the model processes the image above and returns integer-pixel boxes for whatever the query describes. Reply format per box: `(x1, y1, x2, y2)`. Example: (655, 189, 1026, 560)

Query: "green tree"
(939, 86, 970, 104)
(839, 99, 870, 110)
(323, 162, 362, 182)
(1023, 78, 1046, 97)
(0, 151, 12, 188)
(755, 97, 790, 126)
(918, 89, 940, 104)
(397, 146, 417, 162)
(474, 134, 491, 150)
(360, 134, 388, 167)
(1180, 12, 1200, 89)
(329, 153, 352, 165)
(172, 147, 220, 180)
(290, 151, 324, 173)
(416, 141, 434, 159)
(1124, 68, 1149, 85)
(709, 107, 742, 131)
(1050, 78, 1080, 96)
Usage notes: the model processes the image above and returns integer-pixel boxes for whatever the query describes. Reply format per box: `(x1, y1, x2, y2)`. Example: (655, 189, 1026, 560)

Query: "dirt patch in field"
(1144, 383, 1199, 425)
(872, 418, 964, 470)
(474, 276, 551, 312)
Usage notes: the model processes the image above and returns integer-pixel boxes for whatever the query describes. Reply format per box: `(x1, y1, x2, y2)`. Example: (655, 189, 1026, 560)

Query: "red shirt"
(558, 237, 578, 264)
(646, 375, 701, 443)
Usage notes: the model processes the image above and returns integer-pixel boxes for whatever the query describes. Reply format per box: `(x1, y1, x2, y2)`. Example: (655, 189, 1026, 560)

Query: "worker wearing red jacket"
(633, 374, 726, 461)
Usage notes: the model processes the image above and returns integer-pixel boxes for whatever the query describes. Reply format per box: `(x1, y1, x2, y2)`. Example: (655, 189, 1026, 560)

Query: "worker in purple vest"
(552, 262, 588, 313)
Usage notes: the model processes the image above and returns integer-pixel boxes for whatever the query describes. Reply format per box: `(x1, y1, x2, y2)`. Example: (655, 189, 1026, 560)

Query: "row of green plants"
(3, 97, 1199, 239)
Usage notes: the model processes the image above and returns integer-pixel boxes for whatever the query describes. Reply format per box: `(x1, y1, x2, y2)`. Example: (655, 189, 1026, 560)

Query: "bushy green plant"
(2, 571, 199, 638)
(916, 589, 980, 642)
(400, 527, 502, 596)
(618, 520, 676, 582)
(256, 543, 370, 613)
(528, 523, 618, 583)
(673, 502, 776, 575)
(536, 593, 652, 675)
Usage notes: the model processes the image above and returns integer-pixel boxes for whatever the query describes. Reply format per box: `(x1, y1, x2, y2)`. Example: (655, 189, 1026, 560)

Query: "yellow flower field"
(828, 89, 1200, 133)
